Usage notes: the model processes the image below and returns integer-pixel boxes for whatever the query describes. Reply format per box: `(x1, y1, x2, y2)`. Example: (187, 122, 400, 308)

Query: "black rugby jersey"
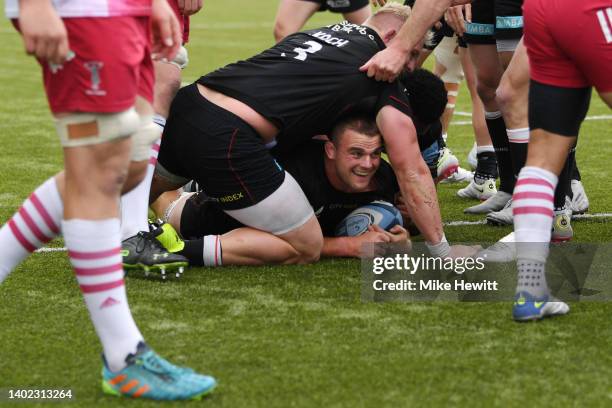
(198, 22, 414, 153)
(182, 141, 399, 238)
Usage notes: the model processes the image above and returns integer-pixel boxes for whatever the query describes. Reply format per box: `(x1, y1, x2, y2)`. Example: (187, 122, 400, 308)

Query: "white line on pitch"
(451, 113, 611, 126)
(444, 212, 612, 227)
(34, 213, 612, 253)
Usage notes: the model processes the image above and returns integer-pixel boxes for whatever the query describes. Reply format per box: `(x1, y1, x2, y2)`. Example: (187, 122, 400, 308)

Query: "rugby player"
(511, 0, 611, 321)
(155, 114, 410, 264)
(0, 0, 215, 399)
(152, 3, 478, 268)
(120, 0, 204, 275)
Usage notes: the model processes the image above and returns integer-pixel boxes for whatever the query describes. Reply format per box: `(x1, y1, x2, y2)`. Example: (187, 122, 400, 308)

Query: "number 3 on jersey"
(293, 41, 322, 61)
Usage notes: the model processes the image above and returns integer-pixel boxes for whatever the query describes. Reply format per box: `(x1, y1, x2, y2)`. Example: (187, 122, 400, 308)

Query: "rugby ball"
(334, 200, 403, 237)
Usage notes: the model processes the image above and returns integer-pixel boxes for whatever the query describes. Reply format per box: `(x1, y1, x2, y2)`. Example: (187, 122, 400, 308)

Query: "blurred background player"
(153, 114, 410, 263)
(0, 0, 215, 399)
(511, 0, 611, 321)
(274, 0, 385, 42)
(403, 0, 495, 187)
(119, 0, 204, 276)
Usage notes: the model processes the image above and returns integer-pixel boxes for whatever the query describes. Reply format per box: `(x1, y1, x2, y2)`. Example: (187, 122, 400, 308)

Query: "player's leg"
(154, 85, 324, 265)
(119, 57, 182, 239)
(461, 46, 497, 181)
(273, 0, 321, 42)
(119, 51, 190, 275)
(459, 44, 510, 205)
(341, 1, 372, 25)
(432, 36, 473, 183)
(0, 174, 63, 282)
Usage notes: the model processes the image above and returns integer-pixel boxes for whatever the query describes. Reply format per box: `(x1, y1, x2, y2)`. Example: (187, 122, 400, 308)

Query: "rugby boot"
(486, 199, 513, 225)
(477, 232, 516, 263)
(457, 178, 498, 202)
(551, 205, 573, 243)
(570, 180, 589, 214)
(122, 228, 188, 279)
(467, 142, 477, 170)
(512, 292, 569, 322)
(152, 221, 185, 254)
(434, 147, 459, 183)
(440, 166, 473, 184)
(463, 190, 510, 214)
(102, 342, 216, 400)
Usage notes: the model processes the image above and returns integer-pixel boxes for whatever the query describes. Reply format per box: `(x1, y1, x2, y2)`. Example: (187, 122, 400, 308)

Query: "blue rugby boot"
(102, 342, 216, 400)
(512, 291, 569, 322)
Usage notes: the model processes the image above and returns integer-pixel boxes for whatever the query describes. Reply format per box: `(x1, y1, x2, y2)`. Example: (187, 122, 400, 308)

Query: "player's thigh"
(468, 44, 504, 97)
(274, 0, 321, 38)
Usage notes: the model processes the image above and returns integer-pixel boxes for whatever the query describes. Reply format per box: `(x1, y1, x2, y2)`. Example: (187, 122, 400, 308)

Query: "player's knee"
(55, 109, 140, 148)
(130, 114, 162, 162)
(495, 80, 515, 113)
(122, 160, 148, 193)
(295, 234, 323, 264)
(476, 81, 497, 105)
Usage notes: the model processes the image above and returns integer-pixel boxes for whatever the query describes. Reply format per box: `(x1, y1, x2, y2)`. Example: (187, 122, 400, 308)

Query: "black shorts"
(302, 0, 369, 13)
(464, 0, 524, 45)
(180, 193, 243, 239)
(157, 83, 286, 210)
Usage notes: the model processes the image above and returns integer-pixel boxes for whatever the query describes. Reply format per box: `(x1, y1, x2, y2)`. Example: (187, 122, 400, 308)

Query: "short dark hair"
(400, 68, 447, 125)
(330, 113, 380, 144)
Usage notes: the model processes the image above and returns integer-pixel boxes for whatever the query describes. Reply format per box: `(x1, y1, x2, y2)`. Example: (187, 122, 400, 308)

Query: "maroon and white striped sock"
(0, 177, 62, 282)
(63, 218, 143, 372)
(512, 166, 558, 297)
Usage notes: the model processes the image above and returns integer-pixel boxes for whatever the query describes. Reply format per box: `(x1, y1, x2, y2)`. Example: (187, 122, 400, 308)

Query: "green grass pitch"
(1, 1, 611, 406)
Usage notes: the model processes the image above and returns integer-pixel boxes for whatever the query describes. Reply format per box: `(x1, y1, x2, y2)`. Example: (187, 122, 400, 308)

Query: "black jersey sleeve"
(374, 81, 415, 118)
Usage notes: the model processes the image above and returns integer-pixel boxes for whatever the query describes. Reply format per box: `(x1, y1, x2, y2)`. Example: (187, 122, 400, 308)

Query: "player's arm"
(322, 228, 391, 258)
(18, 0, 69, 65)
(377, 106, 479, 258)
(360, 0, 471, 81)
(151, 0, 182, 61)
(376, 106, 444, 243)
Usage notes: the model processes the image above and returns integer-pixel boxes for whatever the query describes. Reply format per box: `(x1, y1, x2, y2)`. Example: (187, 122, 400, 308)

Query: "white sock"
(64, 218, 143, 371)
(507, 127, 530, 144)
(0, 177, 62, 282)
(119, 118, 165, 240)
(203, 235, 222, 266)
(512, 166, 558, 297)
(476, 145, 495, 154)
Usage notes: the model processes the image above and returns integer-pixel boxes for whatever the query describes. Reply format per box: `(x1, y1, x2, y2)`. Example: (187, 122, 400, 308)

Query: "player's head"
(364, 2, 411, 44)
(324, 114, 383, 193)
(400, 68, 447, 126)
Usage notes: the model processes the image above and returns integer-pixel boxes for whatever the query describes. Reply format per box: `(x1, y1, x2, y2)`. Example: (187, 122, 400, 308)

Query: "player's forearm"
(389, 0, 453, 53)
(322, 237, 360, 258)
(395, 161, 444, 245)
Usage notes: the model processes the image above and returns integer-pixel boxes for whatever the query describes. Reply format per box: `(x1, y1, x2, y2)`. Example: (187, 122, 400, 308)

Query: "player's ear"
(382, 28, 397, 44)
(324, 141, 336, 159)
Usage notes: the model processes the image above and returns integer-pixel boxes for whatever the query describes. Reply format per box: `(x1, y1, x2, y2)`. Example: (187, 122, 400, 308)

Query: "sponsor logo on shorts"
(465, 23, 494, 36)
(326, 0, 350, 8)
(495, 16, 523, 30)
(219, 192, 244, 203)
(84, 61, 106, 96)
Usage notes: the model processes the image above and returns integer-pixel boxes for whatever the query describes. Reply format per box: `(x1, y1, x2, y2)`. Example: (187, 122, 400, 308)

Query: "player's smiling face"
(329, 130, 383, 193)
